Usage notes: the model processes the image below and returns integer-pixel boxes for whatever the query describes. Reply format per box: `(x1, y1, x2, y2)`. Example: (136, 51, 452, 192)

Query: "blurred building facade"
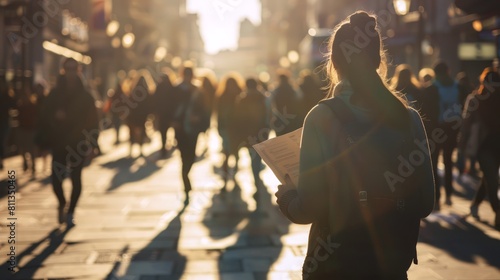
(4, 0, 498, 95)
(202, 18, 266, 77)
(0, 0, 206, 96)
(305, 0, 499, 80)
(0, 0, 92, 88)
(204, 0, 308, 79)
(91, 0, 204, 94)
(453, 0, 500, 82)
(205, 0, 497, 81)
(260, 0, 307, 69)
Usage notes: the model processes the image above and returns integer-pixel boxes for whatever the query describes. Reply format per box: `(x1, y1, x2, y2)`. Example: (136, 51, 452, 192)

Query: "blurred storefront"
(100, 0, 204, 88)
(454, 0, 500, 81)
(0, 0, 92, 155)
(0, 0, 40, 87)
(41, 1, 92, 87)
(0, 0, 92, 88)
(306, 0, 491, 78)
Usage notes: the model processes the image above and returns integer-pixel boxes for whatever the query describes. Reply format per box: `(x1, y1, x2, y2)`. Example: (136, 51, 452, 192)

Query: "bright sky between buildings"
(187, 0, 262, 54)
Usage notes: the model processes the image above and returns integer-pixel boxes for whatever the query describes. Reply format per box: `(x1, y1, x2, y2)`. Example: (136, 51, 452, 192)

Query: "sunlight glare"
(187, 0, 261, 54)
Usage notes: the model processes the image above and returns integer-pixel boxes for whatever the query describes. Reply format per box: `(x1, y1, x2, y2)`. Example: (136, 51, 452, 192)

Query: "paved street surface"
(0, 127, 499, 280)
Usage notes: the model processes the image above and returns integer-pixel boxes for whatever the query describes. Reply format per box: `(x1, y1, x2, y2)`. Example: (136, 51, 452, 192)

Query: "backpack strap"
(321, 98, 418, 214)
(321, 99, 421, 266)
(319, 98, 358, 144)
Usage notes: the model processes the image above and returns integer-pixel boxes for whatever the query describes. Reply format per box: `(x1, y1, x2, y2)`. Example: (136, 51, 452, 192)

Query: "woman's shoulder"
(304, 99, 342, 130)
(406, 106, 423, 123)
(306, 100, 333, 119)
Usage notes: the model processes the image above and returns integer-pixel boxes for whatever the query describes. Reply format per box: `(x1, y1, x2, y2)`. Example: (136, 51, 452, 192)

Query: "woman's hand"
(275, 174, 295, 202)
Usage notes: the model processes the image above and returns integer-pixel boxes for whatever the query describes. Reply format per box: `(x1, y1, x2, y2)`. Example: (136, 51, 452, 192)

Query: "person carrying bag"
(275, 11, 435, 280)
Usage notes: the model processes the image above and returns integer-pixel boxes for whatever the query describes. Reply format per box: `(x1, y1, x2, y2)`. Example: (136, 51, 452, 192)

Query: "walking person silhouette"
(37, 58, 98, 227)
(172, 66, 210, 198)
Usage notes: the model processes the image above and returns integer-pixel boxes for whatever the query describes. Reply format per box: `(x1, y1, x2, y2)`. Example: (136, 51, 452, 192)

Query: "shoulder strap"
(319, 98, 358, 144)
(319, 97, 356, 124)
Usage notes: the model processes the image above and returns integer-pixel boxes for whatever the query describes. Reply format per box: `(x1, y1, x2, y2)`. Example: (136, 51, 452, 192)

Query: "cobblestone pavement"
(0, 128, 499, 280)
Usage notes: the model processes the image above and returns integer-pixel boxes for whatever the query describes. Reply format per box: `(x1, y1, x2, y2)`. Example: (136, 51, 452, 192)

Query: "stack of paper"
(253, 128, 302, 186)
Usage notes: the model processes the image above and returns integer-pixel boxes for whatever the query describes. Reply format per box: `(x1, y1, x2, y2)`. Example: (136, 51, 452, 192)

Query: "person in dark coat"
(417, 70, 440, 131)
(455, 71, 477, 176)
(197, 74, 218, 158)
(154, 72, 176, 157)
(431, 61, 467, 209)
(37, 58, 98, 226)
(216, 73, 244, 190)
(172, 66, 209, 197)
(465, 68, 500, 230)
(33, 82, 50, 172)
(231, 78, 269, 204)
(16, 81, 39, 177)
(271, 70, 302, 136)
(298, 70, 326, 125)
(126, 73, 154, 157)
(105, 80, 126, 145)
(0, 73, 15, 170)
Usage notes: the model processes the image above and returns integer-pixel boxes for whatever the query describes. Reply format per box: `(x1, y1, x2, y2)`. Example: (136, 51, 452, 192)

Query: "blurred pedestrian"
(88, 81, 104, 156)
(417, 68, 440, 137)
(418, 68, 435, 87)
(173, 66, 209, 197)
(458, 90, 481, 179)
(126, 71, 156, 157)
(391, 64, 421, 108)
(298, 70, 325, 124)
(104, 80, 126, 145)
(275, 12, 434, 279)
(271, 70, 302, 136)
(154, 71, 176, 157)
(431, 61, 466, 208)
(197, 73, 218, 158)
(36, 58, 98, 226)
(33, 82, 50, 173)
(200, 74, 218, 117)
(465, 68, 500, 229)
(456, 72, 474, 102)
(232, 78, 269, 203)
(216, 73, 244, 190)
(16, 81, 38, 177)
(0, 73, 15, 170)
(455, 72, 477, 176)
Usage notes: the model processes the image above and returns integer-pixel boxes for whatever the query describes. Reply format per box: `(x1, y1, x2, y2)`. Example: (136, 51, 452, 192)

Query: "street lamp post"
(393, 0, 425, 70)
(417, 3, 425, 71)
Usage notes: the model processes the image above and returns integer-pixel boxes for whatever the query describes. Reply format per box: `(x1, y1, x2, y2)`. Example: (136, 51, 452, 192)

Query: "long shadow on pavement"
(452, 172, 481, 201)
(112, 199, 188, 279)
(419, 213, 500, 268)
(100, 156, 162, 192)
(201, 182, 291, 279)
(0, 174, 51, 200)
(193, 185, 249, 276)
(203, 185, 249, 244)
(0, 227, 72, 279)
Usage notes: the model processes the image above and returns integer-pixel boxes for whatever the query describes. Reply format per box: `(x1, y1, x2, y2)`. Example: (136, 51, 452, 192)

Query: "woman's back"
(275, 11, 435, 280)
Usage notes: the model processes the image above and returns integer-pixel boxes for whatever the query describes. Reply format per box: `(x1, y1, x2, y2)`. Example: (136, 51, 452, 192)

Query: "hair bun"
(349, 12, 376, 32)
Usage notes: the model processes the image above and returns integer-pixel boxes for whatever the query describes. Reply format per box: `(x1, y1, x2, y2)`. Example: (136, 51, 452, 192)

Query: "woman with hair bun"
(275, 11, 435, 279)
